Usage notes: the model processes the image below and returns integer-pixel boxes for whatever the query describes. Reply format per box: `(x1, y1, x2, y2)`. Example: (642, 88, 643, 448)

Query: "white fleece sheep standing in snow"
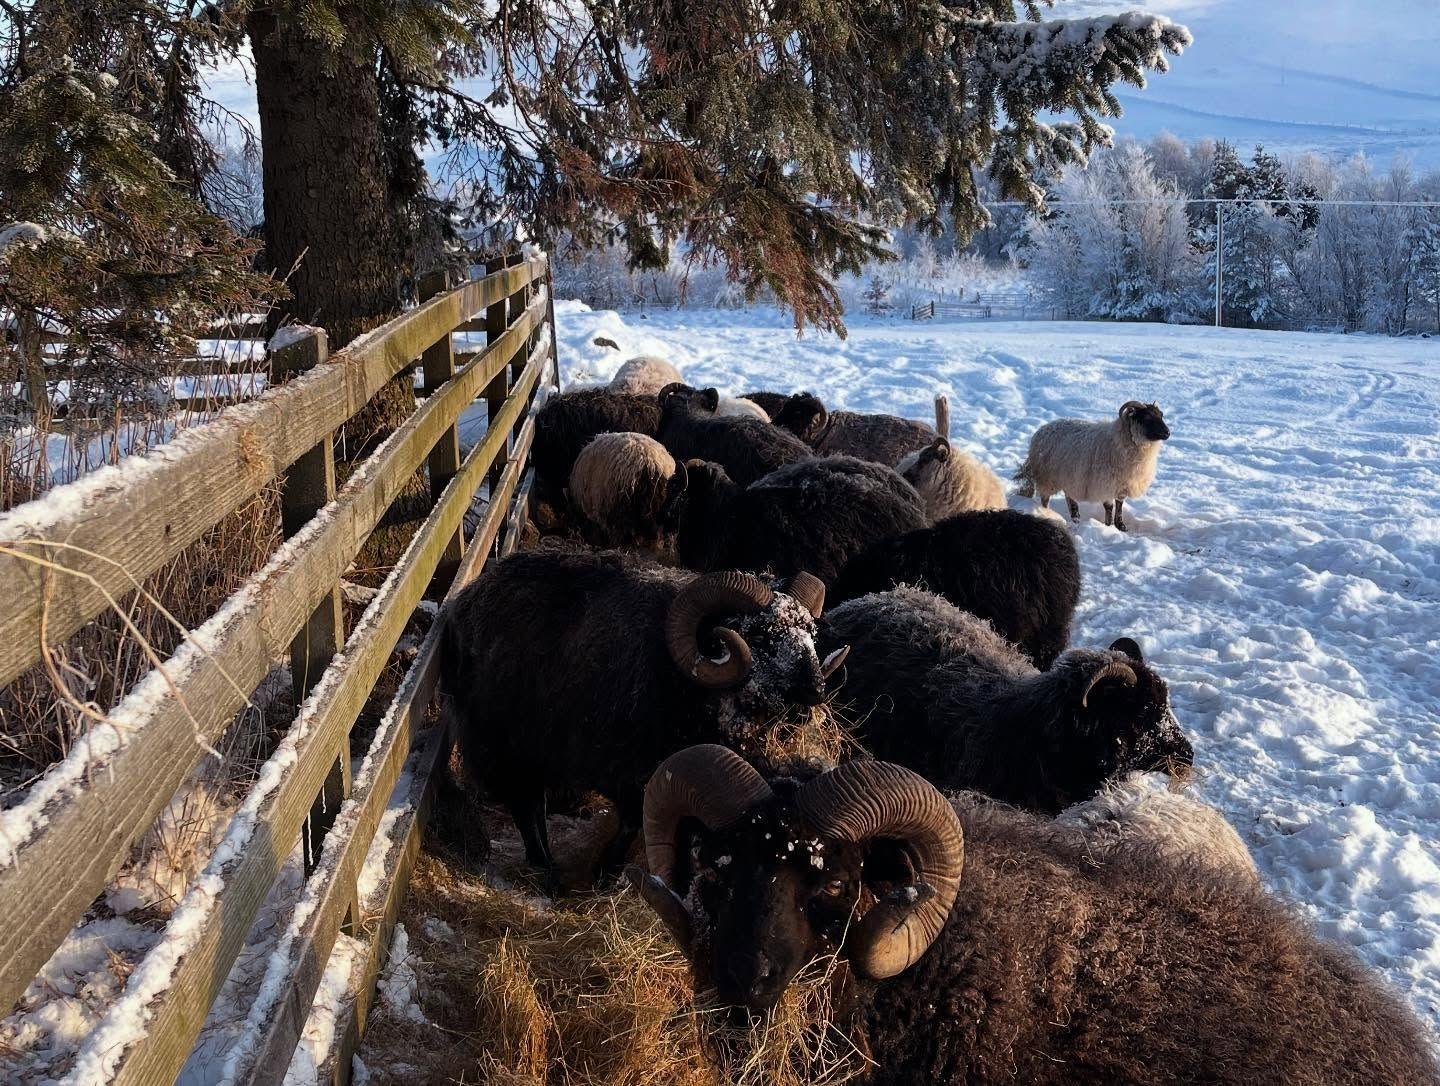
(1013, 400, 1171, 531)
(567, 432, 687, 550)
(609, 355, 684, 395)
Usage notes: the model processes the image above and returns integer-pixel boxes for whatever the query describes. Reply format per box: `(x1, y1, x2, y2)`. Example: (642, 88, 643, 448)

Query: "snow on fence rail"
(0, 252, 557, 1083)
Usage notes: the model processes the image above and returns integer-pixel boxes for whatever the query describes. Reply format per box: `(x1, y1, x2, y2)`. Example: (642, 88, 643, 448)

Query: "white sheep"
(609, 355, 684, 396)
(567, 432, 684, 550)
(1054, 774, 1258, 882)
(952, 773, 1257, 883)
(1013, 400, 1171, 531)
(896, 439, 1007, 518)
(714, 395, 771, 421)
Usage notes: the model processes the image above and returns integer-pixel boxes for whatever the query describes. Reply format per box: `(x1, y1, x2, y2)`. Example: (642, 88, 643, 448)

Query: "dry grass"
(0, 485, 283, 798)
(358, 826, 874, 1086)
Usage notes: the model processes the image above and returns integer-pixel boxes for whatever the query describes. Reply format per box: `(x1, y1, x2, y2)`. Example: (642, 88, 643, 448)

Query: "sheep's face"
(896, 438, 952, 501)
(659, 382, 720, 418)
(1120, 401, 1171, 443)
(773, 393, 829, 446)
(716, 592, 830, 739)
(679, 790, 865, 1012)
(1043, 640, 1193, 810)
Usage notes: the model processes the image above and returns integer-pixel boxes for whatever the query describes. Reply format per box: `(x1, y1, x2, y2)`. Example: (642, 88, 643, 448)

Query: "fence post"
(506, 251, 530, 444)
(272, 329, 351, 873)
(483, 256, 512, 537)
(1214, 202, 1224, 328)
(419, 270, 465, 590)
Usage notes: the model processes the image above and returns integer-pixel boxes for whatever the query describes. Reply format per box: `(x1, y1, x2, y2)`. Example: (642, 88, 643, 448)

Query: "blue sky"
(1055, 0, 1440, 168)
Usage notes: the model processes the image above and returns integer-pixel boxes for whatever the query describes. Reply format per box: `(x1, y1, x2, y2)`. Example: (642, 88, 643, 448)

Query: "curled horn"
(665, 572, 774, 689)
(1119, 400, 1145, 417)
(796, 761, 963, 979)
(1081, 660, 1137, 708)
(642, 744, 775, 889)
(788, 571, 827, 618)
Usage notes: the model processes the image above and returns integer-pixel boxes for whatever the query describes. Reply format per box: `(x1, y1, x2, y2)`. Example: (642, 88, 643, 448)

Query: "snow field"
(556, 301, 1440, 1032)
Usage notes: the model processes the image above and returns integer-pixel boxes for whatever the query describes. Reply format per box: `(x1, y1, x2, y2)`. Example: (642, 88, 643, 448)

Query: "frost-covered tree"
(1027, 141, 1195, 321)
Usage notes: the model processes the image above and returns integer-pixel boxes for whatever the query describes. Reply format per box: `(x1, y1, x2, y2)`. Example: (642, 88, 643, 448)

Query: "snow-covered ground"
(555, 299, 1440, 1032)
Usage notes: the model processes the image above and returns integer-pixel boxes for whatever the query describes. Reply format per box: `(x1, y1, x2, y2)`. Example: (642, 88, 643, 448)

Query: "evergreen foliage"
(0, 4, 272, 420)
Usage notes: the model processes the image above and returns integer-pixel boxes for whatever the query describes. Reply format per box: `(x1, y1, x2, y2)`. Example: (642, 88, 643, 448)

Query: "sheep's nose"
(747, 954, 783, 1009)
(787, 679, 825, 707)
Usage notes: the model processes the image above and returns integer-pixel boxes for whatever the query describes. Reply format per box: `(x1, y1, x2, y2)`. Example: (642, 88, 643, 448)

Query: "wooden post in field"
(483, 255, 512, 541)
(273, 328, 351, 872)
(419, 270, 465, 591)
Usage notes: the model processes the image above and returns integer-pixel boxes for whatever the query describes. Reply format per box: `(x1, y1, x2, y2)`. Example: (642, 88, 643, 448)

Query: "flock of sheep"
(437, 353, 1437, 1084)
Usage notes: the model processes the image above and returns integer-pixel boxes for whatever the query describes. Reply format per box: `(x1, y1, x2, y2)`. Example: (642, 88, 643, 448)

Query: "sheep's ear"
(1109, 637, 1144, 663)
(661, 460, 690, 525)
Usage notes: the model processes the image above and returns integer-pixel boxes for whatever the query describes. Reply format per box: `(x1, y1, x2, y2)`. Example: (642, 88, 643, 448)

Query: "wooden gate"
(0, 253, 558, 1082)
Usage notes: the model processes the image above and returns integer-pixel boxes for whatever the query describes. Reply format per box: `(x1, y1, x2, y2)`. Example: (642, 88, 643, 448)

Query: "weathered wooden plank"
(103, 343, 549, 1086)
(238, 351, 547, 1086)
(0, 297, 547, 1016)
(0, 258, 546, 692)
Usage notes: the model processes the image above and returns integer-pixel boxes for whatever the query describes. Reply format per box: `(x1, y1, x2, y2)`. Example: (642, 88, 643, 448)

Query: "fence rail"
(0, 252, 558, 1083)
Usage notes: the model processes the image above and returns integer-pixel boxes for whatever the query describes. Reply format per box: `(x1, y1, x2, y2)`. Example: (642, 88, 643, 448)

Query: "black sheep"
(531, 388, 662, 532)
(738, 390, 789, 420)
(831, 508, 1079, 668)
(818, 587, 1193, 812)
(439, 547, 847, 877)
(773, 391, 938, 466)
(656, 383, 811, 486)
(676, 456, 930, 585)
(629, 746, 1437, 1085)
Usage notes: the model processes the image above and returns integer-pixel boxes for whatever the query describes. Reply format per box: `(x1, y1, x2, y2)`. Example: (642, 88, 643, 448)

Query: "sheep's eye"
(819, 879, 847, 897)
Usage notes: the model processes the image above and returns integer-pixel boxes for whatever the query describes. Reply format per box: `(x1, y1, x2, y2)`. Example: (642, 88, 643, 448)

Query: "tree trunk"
(249, 9, 429, 583)
(248, 8, 398, 344)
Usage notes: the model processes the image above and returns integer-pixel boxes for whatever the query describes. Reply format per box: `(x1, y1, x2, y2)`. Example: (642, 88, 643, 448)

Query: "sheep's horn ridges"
(796, 760, 964, 979)
(664, 572, 773, 688)
(641, 745, 775, 888)
(788, 571, 827, 618)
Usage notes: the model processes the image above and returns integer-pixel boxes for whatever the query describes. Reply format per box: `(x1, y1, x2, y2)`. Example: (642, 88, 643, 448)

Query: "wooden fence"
(0, 252, 558, 1082)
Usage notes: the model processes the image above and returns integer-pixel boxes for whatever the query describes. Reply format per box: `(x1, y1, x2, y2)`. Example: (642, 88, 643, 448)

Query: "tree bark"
(249, 9, 429, 583)
(248, 8, 399, 344)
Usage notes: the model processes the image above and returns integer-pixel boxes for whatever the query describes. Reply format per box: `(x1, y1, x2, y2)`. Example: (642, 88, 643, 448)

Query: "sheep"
(772, 391, 938, 466)
(1014, 400, 1171, 531)
(567, 432, 688, 550)
(628, 745, 1437, 1085)
(656, 383, 812, 486)
(610, 354, 684, 395)
(817, 587, 1193, 813)
(895, 438, 1007, 518)
(1049, 774, 1258, 881)
(738, 390, 788, 420)
(531, 388, 662, 532)
(675, 455, 930, 585)
(715, 395, 771, 421)
(439, 548, 849, 878)
(830, 509, 1080, 669)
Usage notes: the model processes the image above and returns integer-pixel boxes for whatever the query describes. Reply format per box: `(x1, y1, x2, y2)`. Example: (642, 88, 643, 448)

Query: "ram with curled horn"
(629, 744, 1438, 1086)
(438, 548, 849, 884)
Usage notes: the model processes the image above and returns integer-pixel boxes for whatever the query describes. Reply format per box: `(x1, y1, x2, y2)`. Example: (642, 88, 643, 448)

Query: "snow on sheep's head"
(663, 571, 847, 742)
